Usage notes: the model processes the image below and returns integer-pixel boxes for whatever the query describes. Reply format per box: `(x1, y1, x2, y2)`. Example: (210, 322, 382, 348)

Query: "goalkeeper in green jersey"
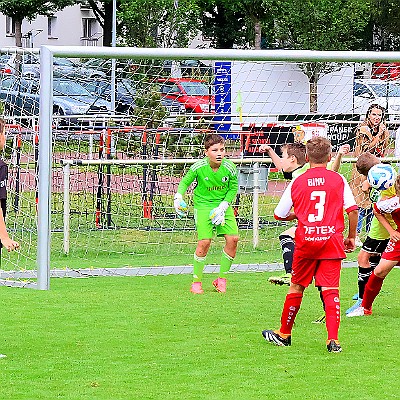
(174, 134, 239, 294)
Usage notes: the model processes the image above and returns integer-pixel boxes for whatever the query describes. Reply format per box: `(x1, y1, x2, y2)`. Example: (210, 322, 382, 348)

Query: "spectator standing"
(350, 104, 389, 246)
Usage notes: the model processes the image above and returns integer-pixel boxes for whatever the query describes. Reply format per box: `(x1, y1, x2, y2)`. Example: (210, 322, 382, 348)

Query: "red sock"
(362, 272, 384, 310)
(279, 292, 303, 335)
(322, 289, 340, 341)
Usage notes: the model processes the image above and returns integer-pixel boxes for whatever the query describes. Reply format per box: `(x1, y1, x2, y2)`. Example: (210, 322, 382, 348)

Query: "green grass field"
(0, 267, 398, 400)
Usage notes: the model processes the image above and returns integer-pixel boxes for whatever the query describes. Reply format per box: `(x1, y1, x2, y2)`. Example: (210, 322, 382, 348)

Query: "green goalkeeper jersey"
(177, 157, 238, 209)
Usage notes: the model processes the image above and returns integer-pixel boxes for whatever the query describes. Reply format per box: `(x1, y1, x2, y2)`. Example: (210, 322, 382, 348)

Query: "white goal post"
(36, 46, 400, 290)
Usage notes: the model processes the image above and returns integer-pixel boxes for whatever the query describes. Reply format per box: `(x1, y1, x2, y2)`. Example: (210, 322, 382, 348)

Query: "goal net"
(1, 46, 398, 289)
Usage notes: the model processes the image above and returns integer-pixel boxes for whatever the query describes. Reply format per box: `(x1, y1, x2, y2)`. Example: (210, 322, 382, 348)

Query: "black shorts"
(361, 237, 389, 255)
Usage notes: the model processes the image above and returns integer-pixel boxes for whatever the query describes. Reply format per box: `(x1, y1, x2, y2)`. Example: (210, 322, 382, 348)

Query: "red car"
(158, 77, 215, 115)
(371, 63, 400, 80)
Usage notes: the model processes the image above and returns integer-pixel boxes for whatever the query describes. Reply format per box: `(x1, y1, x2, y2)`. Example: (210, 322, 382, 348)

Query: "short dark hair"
(356, 152, 380, 176)
(204, 134, 224, 150)
(281, 142, 306, 166)
(306, 137, 331, 164)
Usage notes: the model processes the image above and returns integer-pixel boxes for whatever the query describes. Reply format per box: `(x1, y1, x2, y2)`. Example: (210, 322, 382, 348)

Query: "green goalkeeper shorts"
(194, 206, 238, 240)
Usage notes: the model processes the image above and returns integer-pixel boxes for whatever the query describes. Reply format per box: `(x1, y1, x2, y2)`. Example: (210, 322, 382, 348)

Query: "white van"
(353, 78, 400, 121)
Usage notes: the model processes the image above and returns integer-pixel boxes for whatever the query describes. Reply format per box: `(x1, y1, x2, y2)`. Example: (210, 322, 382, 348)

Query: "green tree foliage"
(367, 0, 400, 50)
(194, 0, 279, 49)
(270, 0, 371, 51)
(118, 0, 201, 48)
(195, 0, 247, 49)
(266, 0, 371, 111)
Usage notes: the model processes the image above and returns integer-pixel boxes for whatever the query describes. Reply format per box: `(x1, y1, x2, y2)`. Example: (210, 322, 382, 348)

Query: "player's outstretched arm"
(331, 144, 350, 172)
(0, 208, 19, 252)
(373, 208, 400, 242)
(344, 209, 358, 253)
(259, 145, 283, 170)
(1, 237, 19, 252)
(274, 211, 297, 222)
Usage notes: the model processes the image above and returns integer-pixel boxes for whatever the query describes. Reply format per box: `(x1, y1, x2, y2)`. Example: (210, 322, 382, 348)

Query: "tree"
(195, 0, 247, 49)
(269, 0, 371, 112)
(0, 0, 75, 47)
(118, 0, 201, 48)
(84, 0, 120, 47)
(367, 0, 400, 50)
(194, 0, 279, 49)
(240, 0, 278, 49)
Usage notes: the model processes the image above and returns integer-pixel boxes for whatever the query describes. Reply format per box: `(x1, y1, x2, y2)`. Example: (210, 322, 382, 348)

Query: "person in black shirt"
(0, 118, 19, 253)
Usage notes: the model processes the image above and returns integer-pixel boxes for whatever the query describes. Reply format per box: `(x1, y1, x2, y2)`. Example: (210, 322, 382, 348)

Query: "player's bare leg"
(191, 239, 211, 294)
(213, 234, 239, 293)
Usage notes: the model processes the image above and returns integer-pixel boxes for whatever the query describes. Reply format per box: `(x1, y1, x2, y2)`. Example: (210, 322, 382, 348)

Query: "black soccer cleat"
(327, 339, 342, 353)
(262, 330, 291, 346)
(312, 314, 326, 324)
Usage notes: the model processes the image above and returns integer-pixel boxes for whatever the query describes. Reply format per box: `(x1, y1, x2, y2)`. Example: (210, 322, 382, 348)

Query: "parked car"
(353, 78, 400, 121)
(157, 77, 214, 115)
(0, 52, 106, 79)
(81, 78, 136, 114)
(81, 58, 137, 77)
(371, 63, 400, 80)
(81, 78, 186, 116)
(0, 76, 112, 126)
(160, 97, 186, 115)
(0, 52, 40, 76)
(162, 59, 212, 76)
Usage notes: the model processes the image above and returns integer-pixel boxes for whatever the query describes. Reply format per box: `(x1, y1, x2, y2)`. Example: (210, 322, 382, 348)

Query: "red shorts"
(291, 253, 342, 288)
(381, 239, 400, 263)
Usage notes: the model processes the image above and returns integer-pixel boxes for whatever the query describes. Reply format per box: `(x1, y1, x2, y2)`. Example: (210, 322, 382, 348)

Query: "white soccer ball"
(367, 164, 396, 190)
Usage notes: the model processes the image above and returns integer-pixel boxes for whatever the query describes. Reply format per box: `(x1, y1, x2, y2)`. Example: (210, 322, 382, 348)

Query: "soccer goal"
(3, 46, 400, 289)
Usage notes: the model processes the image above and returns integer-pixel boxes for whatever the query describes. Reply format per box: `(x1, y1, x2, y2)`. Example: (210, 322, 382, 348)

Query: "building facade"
(0, 4, 103, 48)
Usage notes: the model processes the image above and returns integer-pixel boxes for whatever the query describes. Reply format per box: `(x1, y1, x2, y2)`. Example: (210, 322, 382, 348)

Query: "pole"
(106, 129, 112, 228)
(252, 162, 259, 249)
(95, 130, 104, 229)
(149, 132, 161, 219)
(37, 46, 53, 290)
(13, 133, 21, 213)
(63, 163, 70, 254)
(111, 0, 117, 113)
(142, 130, 150, 218)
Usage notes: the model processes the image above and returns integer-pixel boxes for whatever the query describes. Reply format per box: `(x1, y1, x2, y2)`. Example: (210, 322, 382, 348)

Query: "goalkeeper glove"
(209, 201, 229, 226)
(174, 193, 188, 218)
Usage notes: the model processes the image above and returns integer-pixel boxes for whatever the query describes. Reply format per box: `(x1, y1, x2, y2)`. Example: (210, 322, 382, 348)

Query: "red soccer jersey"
(274, 167, 358, 259)
(374, 196, 400, 230)
(373, 196, 400, 261)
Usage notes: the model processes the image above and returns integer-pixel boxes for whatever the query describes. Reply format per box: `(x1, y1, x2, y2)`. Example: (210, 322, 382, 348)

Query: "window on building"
(82, 18, 95, 38)
(48, 16, 57, 37)
(6, 16, 15, 36)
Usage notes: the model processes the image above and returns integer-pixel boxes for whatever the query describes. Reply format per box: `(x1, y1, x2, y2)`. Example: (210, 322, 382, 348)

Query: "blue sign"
(214, 61, 236, 138)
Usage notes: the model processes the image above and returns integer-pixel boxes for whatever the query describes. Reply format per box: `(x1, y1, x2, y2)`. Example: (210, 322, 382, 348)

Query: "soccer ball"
(367, 164, 396, 190)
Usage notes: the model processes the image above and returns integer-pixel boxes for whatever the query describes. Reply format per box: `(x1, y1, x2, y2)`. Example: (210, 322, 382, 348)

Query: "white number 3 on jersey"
(308, 191, 326, 222)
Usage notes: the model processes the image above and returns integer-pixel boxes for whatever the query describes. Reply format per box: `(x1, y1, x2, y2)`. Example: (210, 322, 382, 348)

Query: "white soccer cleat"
(346, 306, 372, 317)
